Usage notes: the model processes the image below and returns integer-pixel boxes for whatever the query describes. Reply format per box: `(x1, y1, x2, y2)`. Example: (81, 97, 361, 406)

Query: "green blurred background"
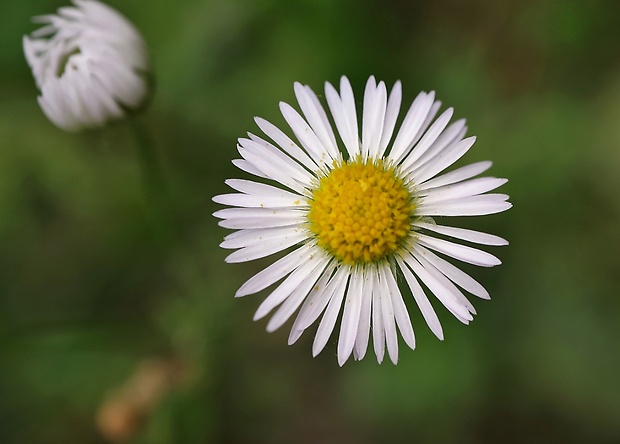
(2, 0, 620, 442)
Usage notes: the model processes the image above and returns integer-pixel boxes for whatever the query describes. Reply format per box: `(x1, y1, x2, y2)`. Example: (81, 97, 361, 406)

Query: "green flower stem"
(131, 118, 166, 202)
(130, 117, 172, 242)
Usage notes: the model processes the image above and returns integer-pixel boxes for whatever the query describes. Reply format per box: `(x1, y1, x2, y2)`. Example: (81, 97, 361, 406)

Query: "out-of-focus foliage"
(1, 0, 620, 443)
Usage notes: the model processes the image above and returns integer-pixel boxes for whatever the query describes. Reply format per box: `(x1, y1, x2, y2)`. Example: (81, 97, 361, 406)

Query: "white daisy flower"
(23, 0, 150, 132)
(214, 76, 511, 365)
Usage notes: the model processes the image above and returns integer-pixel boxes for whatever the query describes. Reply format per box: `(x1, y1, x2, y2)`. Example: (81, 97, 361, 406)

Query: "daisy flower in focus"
(23, 0, 150, 132)
(214, 76, 511, 365)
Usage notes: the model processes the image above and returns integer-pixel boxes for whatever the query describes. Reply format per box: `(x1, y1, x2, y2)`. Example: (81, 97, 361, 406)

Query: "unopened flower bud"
(23, 0, 151, 132)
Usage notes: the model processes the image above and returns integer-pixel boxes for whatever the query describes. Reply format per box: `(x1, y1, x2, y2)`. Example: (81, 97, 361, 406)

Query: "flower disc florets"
(309, 157, 414, 265)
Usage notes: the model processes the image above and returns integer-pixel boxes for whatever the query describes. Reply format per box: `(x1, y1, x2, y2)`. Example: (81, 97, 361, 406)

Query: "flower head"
(214, 76, 511, 365)
(23, 0, 150, 132)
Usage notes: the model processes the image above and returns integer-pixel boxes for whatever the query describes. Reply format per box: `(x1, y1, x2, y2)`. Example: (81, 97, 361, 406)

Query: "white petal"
(413, 119, 467, 172)
(408, 100, 442, 149)
(416, 233, 501, 267)
(389, 91, 435, 163)
(382, 265, 415, 350)
(224, 230, 307, 263)
(224, 177, 305, 201)
(414, 221, 508, 246)
(287, 326, 304, 347)
(266, 255, 330, 332)
(220, 226, 304, 249)
(218, 215, 306, 230)
(362, 76, 377, 158)
(418, 160, 492, 192)
(407, 136, 476, 183)
(413, 244, 490, 299)
(421, 177, 508, 205)
(38, 90, 74, 131)
(338, 76, 360, 158)
(214, 207, 305, 230)
(353, 269, 373, 361)
(402, 254, 473, 324)
(235, 243, 315, 297)
(377, 81, 402, 157)
(294, 83, 339, 159)
(254, 117, 318, 173)
(305, 85, 340, 157)
(254, 253, 327, 320)
(372, 276, 386, 363)
(337, 270, 364, 366)
(325, 81, 358, 158)
(213, 193, 306, 209)
(238, 144, 310, 195)
(362, 77, 387, 159)
(380, 272, 399, 365)
(414, 248, 477, 315)
(325, 76, 360, 159)
(218, 217, 301, 230)
(418, 194, 512, 217)
(231, 159, 268, 178)
(214, 208, 300, 221)
(400, 107, 454, 172)
(313, 267, 349, 356)
(288, 262, 338, 343)
(396, 257, 444, 340)
(239, 138, 313, 188)
(280, 102, 334, 166)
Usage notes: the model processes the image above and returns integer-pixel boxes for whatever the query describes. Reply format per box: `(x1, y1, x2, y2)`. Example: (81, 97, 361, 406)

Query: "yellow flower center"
(308, 158, 414, 265)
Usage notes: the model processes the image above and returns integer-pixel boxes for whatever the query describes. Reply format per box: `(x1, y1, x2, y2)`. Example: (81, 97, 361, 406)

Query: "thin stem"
(130, 117, 166, 203)
(130, 117, 173, 242)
